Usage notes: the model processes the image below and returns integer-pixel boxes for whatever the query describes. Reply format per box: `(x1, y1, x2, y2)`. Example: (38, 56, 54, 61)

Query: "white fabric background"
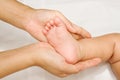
(1, 0, 120, 80)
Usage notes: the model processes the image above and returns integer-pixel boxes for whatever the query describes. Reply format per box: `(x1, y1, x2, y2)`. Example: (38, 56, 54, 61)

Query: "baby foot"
(43, 18, 81, 64)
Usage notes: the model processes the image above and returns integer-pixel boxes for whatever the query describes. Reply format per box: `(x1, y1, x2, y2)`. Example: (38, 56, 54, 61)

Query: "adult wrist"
(22, 8, 37, 31)
(20, 8, 36, 30)
(25, 43, 47, 67)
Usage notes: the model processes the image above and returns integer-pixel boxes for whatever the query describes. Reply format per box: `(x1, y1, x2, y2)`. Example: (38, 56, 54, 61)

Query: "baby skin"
(43, 19, 120, 79)
(43, 18, 82, 64)
(43, 18, 120, 62)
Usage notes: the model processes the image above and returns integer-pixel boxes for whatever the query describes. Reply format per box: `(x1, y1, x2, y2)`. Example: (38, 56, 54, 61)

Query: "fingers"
(59, 58, 101, 75)
(55, 15, 91, 39)
(71, 33, 83, 40)
(53, 58, 101, 77)
(75, 58, 102, 71)
(60, 62, 80, 74)
(58, 14, 92, 38)
(55, 13, 78, 33)
(72, 24, 91, 38)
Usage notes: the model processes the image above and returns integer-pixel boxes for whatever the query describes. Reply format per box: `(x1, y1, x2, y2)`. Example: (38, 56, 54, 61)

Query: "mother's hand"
(24, 9, 91, 42)
(30, 42, 101, 77)
(0, 0, 91, 42)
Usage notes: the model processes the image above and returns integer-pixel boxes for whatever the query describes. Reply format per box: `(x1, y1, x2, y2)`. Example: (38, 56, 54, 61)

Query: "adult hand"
(24, 9, 91, 42)
(0, 42, 101, 78)
(30, 42, 101, 77)
(0, 0, 91, 42)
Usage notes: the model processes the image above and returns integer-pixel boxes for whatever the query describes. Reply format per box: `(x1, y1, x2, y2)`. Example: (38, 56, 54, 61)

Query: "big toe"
(54, 17, 66, 27)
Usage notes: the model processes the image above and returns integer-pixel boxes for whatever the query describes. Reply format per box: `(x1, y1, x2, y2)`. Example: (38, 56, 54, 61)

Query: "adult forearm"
(0, 0, 34, 30)
(0, 47, 34, 78)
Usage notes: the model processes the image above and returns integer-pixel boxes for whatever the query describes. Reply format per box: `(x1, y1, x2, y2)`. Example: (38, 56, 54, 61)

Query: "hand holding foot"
(43, 18, 84, 64)
(0, 42, 101, 78)
(24, 9, 91, 42)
